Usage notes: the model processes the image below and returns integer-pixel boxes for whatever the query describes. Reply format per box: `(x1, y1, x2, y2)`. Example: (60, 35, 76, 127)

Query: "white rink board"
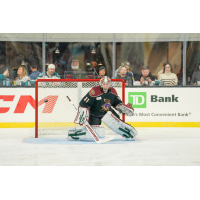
(0, 87, 200, 125)
(0, 88, 35, 122)
(125, 87, 200, 122)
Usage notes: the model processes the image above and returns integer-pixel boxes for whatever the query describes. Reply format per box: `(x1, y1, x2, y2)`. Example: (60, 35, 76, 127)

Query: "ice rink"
(0, 127, 200, 166)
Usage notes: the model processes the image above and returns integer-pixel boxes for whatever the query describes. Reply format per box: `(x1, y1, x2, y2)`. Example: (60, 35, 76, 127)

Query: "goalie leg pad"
(67, 125, 105, 140)
(102, 111, 138, 139)
(68, 127, 87, 140)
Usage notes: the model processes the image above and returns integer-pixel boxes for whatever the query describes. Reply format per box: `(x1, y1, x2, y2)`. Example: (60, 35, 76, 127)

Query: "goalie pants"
(89, 108, 120, 125)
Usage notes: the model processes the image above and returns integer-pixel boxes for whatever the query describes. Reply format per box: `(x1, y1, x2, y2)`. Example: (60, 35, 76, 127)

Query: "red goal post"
(35, 79, 125, 138)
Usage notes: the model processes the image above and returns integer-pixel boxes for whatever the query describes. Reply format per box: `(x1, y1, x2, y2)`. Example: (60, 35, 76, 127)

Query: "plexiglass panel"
(115, 33, 184, 86)
(1, 33, 200, 87)
(45, 33, 114, 79)
(0, 33, 43, 87)
(186, 33, 200, 85)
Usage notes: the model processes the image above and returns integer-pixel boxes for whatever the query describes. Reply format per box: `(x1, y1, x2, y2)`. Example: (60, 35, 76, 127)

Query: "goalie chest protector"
(79, 86, 122, 117)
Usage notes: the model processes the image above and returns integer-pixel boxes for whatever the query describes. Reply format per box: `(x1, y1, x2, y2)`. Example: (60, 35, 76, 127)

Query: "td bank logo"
(128, 92, 146, 108)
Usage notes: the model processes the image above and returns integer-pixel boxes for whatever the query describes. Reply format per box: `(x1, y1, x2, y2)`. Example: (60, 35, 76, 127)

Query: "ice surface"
(0, 128, 200, 166)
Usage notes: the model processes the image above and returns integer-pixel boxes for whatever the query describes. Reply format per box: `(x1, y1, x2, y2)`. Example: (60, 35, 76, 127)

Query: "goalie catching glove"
(74, 106, 90, 125)
(116, 103, 134, 116)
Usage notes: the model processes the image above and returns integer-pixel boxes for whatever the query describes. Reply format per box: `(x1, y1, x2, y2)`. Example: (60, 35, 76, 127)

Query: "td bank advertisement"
(126, 88, 200, 127)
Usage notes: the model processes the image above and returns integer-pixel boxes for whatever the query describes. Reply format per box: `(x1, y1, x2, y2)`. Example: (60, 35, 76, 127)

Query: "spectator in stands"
(158, 62, 178, 86)
(29, 62, 40, 80)
(125, 65, 134, 85)
(98, 66, 106, 78)
(38, 64, 60, 79)
(157, 62, 166, 78)
(0, 62, 9, 81)
(91, 61, 98, 69)
(139, 65, 155, 86)
(91, 61, 99, 77)
(116, 66, 132, 86)
(115, 61, 133, 78)
(191, 62, 200, 85)
(15, 66, 31, 85)
(126, 65, 133, 77)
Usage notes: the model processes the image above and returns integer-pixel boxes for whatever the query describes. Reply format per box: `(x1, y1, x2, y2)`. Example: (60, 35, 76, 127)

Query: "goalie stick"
(66, 96, 114, 144)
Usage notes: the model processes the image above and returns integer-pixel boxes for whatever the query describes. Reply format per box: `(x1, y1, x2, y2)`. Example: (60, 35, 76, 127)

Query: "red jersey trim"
(88, 86, 103, 97)
(110, 87, 118, 96)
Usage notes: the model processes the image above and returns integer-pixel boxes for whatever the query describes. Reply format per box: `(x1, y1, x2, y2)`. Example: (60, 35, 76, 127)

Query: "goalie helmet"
(99, 76, 111, 93)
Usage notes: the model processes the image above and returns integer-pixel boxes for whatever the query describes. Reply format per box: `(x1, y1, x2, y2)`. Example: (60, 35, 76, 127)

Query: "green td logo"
(128, 92, 146, 108)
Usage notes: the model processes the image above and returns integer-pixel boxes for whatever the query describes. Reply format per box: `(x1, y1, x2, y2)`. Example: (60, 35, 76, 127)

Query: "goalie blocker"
(74, 106, 90, 125)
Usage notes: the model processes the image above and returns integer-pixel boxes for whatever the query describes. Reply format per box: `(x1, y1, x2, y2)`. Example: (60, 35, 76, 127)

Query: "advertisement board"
(0, 87, 200, 128)
(0, 88, 35, 128)
(126, 87, 200, 127)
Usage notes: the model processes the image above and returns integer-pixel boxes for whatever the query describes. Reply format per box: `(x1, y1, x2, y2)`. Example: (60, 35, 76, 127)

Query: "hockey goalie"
(67, 76, 138, 141)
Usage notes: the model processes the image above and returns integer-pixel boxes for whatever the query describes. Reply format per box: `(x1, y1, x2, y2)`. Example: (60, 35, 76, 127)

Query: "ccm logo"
(0, 95, 58, 114)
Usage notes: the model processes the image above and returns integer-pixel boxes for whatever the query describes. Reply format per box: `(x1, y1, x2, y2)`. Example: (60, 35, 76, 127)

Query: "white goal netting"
(35, 79, 125, 137)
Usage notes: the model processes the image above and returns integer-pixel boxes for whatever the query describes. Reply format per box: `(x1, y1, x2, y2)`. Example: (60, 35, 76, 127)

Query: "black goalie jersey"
(79, 86, 122, 117)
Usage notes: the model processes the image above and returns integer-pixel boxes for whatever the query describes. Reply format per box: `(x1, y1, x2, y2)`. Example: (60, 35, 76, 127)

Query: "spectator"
(191, 62, 200, 85)
(157, 62, 166, 78)
(91, 61, 99, 77)
(38, 64, 60, 79)
(0, 63, 9, 81)
(125, 65, 134, 84)
(139, 65, 155, 86)
(126, 65, 133, 77)
(29, 62, 40, 80)
(91, 61, 97, 69)
(116, 66, 132, 86)
(115, 61, 133, 78)
(15, 66, 31, 85)
(158, 62, 178, 86)
(98, 66, 106, 78)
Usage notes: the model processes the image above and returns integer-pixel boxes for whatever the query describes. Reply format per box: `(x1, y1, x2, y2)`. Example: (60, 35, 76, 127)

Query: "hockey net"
(34, 79, 125, 138)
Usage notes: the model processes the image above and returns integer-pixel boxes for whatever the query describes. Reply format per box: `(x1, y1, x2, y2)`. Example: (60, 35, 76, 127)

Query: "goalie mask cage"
(35, 79, 125, 138)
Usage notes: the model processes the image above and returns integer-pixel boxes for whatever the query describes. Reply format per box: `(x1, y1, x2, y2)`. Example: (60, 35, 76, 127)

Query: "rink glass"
(0, 33, 200, 86)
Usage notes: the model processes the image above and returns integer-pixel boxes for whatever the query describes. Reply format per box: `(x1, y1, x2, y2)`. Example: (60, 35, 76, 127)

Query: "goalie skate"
(67, 125, 105, 140)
